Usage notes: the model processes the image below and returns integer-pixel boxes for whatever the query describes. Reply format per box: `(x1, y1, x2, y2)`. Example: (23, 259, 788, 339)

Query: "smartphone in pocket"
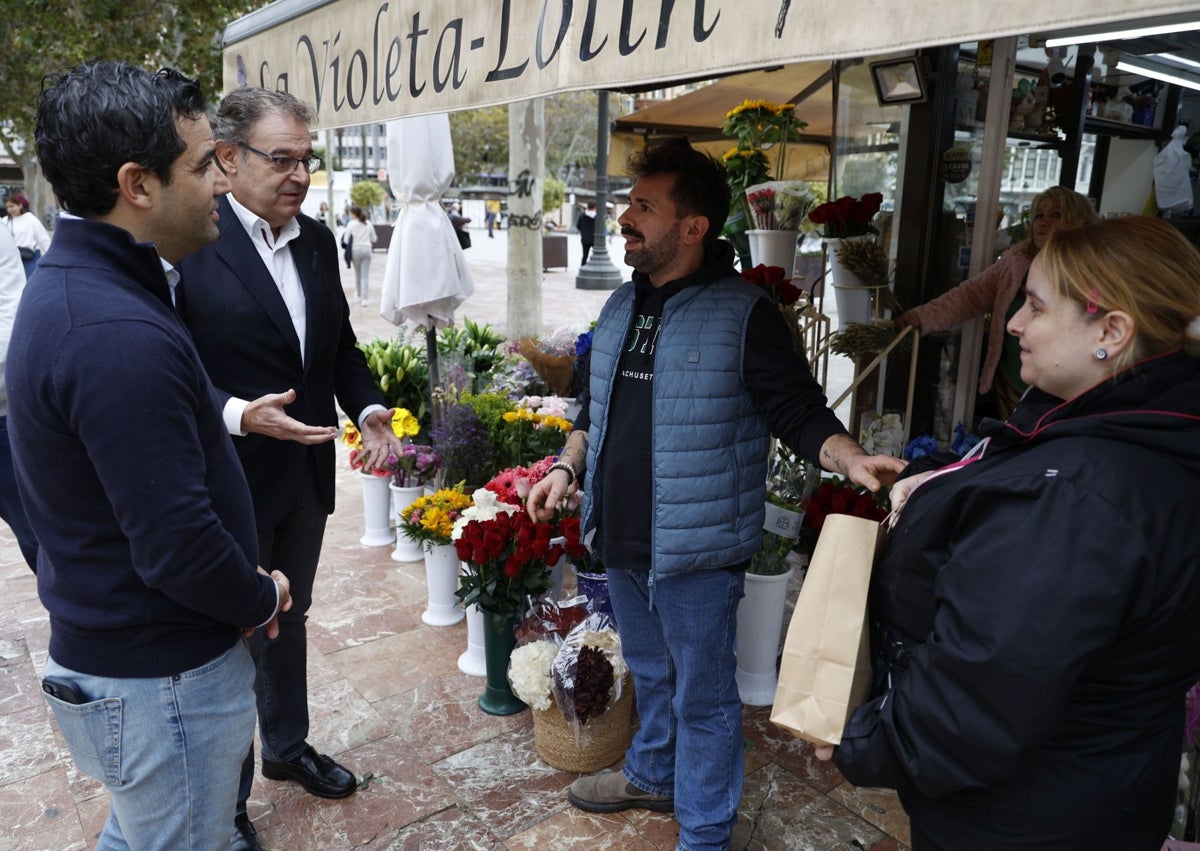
(42, 676, 87, 705)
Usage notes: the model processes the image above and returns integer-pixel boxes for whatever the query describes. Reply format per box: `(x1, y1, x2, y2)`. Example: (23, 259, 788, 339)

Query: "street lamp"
(576, 91, 623, 290)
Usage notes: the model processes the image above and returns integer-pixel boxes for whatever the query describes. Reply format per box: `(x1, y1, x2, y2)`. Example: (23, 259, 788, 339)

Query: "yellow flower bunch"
(400, 487, 474, 546)
(340, 407, 420, 450)
(501, 409, 572, 433)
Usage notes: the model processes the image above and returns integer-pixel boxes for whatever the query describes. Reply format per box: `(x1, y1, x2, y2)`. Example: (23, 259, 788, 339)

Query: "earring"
(1095, 348, 1108, 360)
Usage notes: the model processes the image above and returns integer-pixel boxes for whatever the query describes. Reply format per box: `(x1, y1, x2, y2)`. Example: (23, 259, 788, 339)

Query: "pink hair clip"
(1086, 288, 1100, 315)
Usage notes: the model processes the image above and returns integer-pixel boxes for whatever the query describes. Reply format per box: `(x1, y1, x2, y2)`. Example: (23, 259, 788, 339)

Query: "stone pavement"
(0, 225, 899, 850)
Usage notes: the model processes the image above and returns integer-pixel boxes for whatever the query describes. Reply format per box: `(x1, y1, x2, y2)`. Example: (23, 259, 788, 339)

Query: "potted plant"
(389, 444, 442, 563)
(399, 486, 474, 627)
(806, 192, 886, 326)
(452, 484, 565, 715)
(341, 409, 421, 547)
(736, 451, 821, 706)
(721, 99, 810, 270)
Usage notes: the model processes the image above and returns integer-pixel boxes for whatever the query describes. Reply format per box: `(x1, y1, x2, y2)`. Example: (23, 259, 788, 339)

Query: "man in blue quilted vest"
(528, 136, 904, 851)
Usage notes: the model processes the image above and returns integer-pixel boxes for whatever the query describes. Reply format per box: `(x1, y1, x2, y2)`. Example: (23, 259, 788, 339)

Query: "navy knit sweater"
(6, 217, 276, 677)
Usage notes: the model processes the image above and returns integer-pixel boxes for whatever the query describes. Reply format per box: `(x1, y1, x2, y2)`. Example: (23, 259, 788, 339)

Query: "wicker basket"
(532, 677, 634, 772)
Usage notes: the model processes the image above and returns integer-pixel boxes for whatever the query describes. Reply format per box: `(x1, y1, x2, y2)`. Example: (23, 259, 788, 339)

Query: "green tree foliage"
(448, 91, 598, 187)
(349, 180, 386, 213)
(0, 0, 266, 217)
(542, 176, 565, 214)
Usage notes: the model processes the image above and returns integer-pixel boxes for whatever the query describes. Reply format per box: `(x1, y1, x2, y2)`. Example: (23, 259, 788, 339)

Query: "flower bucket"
(359, 473, 395, 547)
(747, 229, 801, 275)
(831, 283, 881, 329)
(572, 565, 612, 615)
(390, 483, 425, 562)
(478, 610, 526, 715)
(458, 599, 487, 677)
(533, 675, 634, 772)
(735, 566, 795, 706)
(825, 235, 870, 287)
(422, 543, 465, 627)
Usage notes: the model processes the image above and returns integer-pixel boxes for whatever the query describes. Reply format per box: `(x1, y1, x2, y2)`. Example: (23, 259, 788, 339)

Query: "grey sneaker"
(567, 771, 674, 813)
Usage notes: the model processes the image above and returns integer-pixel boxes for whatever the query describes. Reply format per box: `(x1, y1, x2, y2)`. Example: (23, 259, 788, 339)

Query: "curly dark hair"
(35, 62, 206, 217)
(626, 136, 731, 241)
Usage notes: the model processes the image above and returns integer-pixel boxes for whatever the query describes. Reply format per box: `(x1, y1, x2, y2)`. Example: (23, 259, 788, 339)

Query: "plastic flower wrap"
(752, 450, 821, 574)
(550, 613, 628, 726)
(745, 180, 817, 231)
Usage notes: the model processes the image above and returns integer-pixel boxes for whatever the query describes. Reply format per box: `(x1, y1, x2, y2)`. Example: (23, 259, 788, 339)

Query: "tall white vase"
(735, 566, 795, 706)
(359, 473, 395, 547)
(458, 600, 487, 677)
(748, 229, 801, 274)
(825, 236, 870, 287)
(422, 543, 465, 626)
(390, 483, 425, 562)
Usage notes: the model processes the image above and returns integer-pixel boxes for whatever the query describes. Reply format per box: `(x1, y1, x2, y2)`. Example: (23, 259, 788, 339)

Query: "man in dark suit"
(178, 87, 401, 851)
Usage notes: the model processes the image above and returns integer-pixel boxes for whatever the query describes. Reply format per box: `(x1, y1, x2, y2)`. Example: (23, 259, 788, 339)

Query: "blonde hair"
(1023, 186, 1100, 258)
(1039, 217, 1200, 370)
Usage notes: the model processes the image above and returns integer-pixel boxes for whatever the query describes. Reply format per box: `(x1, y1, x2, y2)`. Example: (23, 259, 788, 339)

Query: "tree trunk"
(506, 99, 545, 340)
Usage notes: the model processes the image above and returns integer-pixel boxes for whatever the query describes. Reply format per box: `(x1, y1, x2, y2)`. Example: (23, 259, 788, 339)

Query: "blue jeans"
(607, 567, 746, 851)
(44, 641, 256, 850)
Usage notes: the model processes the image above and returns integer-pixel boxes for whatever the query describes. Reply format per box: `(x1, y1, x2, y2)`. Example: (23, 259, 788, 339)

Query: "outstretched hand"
(242, 389, 338, 444)
(357, 408, 404, 473)
(843, 453, 906, 493)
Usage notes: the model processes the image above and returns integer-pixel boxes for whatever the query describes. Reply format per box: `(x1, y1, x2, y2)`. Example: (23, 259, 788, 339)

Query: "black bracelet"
(548, 461, 576, 487)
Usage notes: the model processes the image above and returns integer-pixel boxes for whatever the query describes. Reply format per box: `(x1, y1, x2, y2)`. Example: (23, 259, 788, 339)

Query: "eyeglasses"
(238, 142, 321, 175)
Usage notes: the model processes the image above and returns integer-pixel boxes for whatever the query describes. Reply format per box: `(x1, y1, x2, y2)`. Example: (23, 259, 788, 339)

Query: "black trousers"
(237, 456, 328, 810)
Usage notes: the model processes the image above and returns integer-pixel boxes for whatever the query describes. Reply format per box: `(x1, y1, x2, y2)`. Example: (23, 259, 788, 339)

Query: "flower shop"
(228, 0, 1200, 840)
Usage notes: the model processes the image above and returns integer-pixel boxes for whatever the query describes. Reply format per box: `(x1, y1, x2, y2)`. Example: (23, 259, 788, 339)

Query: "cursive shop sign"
(223, 0, 1196, 128)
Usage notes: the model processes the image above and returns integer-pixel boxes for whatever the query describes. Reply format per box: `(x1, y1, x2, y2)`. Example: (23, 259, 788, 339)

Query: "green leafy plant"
(357, 339, 431, 427)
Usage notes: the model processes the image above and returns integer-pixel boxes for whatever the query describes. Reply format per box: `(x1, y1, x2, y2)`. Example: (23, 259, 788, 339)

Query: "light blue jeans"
(607, 567, 746, 851)
(43, 640, 256, 851)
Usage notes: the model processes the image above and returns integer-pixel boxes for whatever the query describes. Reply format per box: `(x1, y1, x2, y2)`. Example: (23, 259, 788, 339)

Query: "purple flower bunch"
(390, 444, 442, 488)
(430, 402, 496, 488)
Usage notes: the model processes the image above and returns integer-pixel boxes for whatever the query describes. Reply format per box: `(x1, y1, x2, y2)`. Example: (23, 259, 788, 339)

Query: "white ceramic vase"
(735, 565, 796, 706)
(826, 235, 879, 329)
(457, 599, 487, 677)
(389, 483, 425, 562)
(359, 473, 395, 547)
(747, 229, 801, 275)
(422, 543, 465, 626)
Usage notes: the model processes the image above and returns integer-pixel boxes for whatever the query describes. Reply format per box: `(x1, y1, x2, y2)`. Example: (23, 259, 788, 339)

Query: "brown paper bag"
(770, 513, 886, 746)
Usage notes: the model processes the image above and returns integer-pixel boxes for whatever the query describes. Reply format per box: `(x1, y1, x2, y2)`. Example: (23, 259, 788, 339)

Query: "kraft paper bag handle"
(770, 512, 887, 746)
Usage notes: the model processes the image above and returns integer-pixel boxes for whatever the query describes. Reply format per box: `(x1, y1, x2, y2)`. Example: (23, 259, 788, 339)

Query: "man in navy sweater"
(7, 61, 291, 850)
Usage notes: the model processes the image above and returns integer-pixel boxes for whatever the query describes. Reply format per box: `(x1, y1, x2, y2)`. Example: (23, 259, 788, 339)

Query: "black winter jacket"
(834, 350, 1200, 850)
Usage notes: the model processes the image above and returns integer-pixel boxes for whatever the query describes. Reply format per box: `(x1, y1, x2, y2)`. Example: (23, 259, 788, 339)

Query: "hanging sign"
(222, 0, 1198, 129)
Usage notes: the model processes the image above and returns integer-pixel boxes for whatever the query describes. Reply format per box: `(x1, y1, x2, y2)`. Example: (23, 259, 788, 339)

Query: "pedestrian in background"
(342, 205, 377, 306)
(576, 199, 596, 265)
(4, 192, 52, 280)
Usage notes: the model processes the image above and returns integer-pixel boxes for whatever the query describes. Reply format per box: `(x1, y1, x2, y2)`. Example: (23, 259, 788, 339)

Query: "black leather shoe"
(231, 812, 262, 851)
(261, 745, 357, 799)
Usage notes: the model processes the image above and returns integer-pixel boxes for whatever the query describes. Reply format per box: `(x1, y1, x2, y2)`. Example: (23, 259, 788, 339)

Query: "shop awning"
(222, 0, 1200, 129)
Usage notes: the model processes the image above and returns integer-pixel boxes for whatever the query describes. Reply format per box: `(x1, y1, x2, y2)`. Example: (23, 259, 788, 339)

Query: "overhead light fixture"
(868, 57, 927, 106)
(1044, 15, 1200, 48)
(1116, 58, 1200, 92)
(1151, 52, 1200, 70)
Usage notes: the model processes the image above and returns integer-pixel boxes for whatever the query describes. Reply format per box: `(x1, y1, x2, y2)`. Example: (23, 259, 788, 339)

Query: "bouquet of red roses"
(453, 486, 564, 616)
(807, 192, 884, 239)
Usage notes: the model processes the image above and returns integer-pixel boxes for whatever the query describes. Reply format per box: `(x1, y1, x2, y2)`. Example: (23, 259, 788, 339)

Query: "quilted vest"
(583, 276, 771, 577)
